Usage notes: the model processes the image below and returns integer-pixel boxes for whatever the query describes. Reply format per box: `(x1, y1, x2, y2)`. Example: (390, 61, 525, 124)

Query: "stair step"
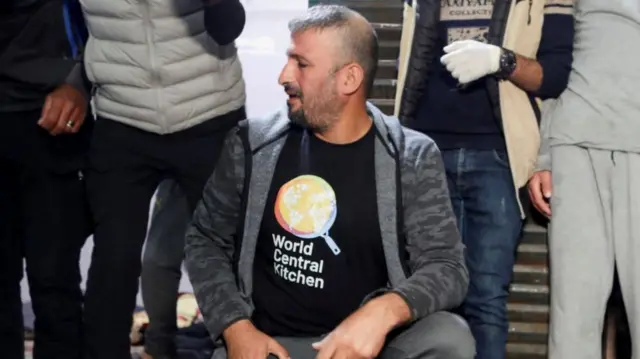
(516, 243, 548, 265)
(506, 343, 547, 359)
(509, 283, 549, 305)
(379, 40, 401, 60)
(372, 23, 402, 42)
(508, 303, 549, 323)
(340, 0, 404, 24)
(521, 222, 548, 245)
(369, 98, 395, 115)
(508, 322, 548, 344)
(376, 59, 398, 79)
(513, 264, 548, 286)
(371, 78, 396, 99)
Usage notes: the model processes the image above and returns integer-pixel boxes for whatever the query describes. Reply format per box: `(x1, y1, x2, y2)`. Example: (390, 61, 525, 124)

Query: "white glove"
(440, 40, 502, 84)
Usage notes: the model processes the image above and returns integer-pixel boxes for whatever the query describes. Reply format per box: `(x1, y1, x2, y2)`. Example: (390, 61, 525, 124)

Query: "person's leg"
(0, 159, 25, 359)
(141, 180, 191, 359)
(440, 149, 466, 239)
(610, 150, 640, 358)
(547, 146, 615, 359)
(211, 336, 322, 359)
(210, 313, 473, 359)
(84, 119, 163, 359)
(379, 311, 475, 359)
(144, 108, 243, 358)
(455, 149, 523, 359)
(170, 107, 245, 209)
(21, 168, 90, 359)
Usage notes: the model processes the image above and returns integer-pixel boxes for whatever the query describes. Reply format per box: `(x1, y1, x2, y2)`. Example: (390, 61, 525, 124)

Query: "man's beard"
(286, 86, 339, 134)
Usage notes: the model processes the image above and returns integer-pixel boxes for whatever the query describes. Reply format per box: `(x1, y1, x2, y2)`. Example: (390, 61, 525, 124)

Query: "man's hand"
(223, 320, 289, 359)
(313, 293, 411, 359)
(528, 170, 552, 218)
(440, 40, 501, 85)
(38, 84, 87, 136)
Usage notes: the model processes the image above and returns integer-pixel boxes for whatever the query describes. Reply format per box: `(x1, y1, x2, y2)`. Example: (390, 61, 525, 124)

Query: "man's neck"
(314, 106, 372, 145)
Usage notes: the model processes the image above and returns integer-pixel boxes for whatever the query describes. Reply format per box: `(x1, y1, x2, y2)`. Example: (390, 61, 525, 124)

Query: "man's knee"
(385, 312, 475, 359)
(426, 312, 475, 359)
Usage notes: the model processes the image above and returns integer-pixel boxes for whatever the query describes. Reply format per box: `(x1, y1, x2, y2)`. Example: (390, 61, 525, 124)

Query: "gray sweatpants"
(211, 312, 475, 359)
(548, 145, 640, 359)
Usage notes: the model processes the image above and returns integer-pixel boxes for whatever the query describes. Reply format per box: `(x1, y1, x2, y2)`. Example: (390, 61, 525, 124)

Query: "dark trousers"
(83, 108, 244, 359)
(212, 312, 475, 359)
(441, 149, 523, 359)
(0, 110, 91, 359)
(142, 180, 190, 358)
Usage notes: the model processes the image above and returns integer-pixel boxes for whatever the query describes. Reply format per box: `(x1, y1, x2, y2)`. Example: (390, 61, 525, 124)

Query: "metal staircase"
(310, 1, 550, 358)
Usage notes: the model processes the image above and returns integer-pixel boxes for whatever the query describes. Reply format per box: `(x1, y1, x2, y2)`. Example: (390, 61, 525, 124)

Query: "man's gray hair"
(288, 5, 379, 96)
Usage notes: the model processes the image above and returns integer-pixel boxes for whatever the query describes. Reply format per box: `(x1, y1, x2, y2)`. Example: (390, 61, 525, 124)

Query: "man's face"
(278, 29, 344, 132)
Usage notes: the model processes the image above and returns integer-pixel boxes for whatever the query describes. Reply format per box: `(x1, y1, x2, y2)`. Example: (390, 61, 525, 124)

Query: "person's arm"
(536, 98, 558, 172)
(508, 0, 575, 97)
(441, 0, 574, 96)
(528, 98, 556, 217)
(202, 0, 246, 45)
(313, 137, 467, 359)
(392, 140, 468, 321)
(63, 62, 90, 101)
(38, 1, 92, 135)
(361, 139, 467, 323)
(184, 128, 252, 340)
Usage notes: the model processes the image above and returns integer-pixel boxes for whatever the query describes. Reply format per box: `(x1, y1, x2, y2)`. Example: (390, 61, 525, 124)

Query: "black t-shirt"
(252, 125, 388, 337)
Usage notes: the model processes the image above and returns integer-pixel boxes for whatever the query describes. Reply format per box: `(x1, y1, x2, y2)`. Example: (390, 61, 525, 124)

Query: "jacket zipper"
(141, 2, 165, 132)
(528, 0, 532, 24)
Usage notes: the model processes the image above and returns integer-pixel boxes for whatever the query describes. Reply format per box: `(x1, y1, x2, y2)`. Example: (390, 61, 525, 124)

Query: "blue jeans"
(441, 149, 523, 359)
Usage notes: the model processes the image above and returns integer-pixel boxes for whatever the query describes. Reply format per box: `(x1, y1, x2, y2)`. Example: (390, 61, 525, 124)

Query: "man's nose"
(278, 63, 292, 86)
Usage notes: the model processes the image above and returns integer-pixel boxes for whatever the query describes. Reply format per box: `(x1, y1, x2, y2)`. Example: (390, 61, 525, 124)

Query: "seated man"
(185, 5, 474, 359)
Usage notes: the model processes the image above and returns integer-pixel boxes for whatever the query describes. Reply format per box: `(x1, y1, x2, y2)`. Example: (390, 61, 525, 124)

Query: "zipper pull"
(528, 0, 533, 24)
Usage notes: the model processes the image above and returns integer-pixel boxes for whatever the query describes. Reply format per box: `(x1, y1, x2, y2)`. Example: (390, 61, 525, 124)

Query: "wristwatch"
(495, 48, 517, 80)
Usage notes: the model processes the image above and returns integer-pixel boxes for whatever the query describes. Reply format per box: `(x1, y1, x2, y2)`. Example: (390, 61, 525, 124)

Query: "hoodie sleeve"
(202, 0, 246, 46)
(184, 128, 252, 340)
(535, 98, 558, 172)
(533, 0, 575, 99)
(390, 137, 469, 321)
(64, 62, 90, 100)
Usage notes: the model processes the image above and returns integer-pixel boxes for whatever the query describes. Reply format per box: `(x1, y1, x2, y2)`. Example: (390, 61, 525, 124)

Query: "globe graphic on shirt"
(274, 175, 341, 254)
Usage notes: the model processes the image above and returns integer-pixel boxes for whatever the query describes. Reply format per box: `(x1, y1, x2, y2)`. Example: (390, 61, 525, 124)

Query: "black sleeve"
(203, 0, 246, 46)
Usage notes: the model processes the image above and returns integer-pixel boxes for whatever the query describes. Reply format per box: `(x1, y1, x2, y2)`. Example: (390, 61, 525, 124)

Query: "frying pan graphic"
(274, 175, 341, 255)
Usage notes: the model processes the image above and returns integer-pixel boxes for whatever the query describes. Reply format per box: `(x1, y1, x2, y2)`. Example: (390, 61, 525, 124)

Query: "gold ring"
(66, 120, 75, 129)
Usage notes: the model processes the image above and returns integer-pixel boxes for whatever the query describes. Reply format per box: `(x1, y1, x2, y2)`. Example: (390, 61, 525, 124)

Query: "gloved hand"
(440, 40, 502, 84)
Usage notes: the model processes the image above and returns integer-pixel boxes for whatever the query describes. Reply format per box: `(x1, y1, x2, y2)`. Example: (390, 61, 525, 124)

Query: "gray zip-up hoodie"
(184, 103, 468, 340)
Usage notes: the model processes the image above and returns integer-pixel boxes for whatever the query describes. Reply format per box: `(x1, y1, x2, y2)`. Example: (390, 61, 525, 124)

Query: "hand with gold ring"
(38, 84, 87, 136)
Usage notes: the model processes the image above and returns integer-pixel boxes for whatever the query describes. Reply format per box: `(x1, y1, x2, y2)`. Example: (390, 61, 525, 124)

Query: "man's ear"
(337, 63, 365, 96)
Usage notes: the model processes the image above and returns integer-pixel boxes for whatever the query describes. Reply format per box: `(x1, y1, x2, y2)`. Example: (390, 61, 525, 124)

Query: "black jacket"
(0, 0, 88, 112)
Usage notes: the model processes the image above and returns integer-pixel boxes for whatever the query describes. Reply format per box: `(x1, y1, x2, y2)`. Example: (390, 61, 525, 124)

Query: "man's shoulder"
(370, 105, 436, 161)
(398, 125, 438, 165)
(240, 107, 290, 149)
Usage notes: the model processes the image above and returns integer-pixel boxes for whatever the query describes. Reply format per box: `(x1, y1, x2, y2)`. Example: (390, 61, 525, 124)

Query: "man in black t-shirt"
(185, 5, 474, 359)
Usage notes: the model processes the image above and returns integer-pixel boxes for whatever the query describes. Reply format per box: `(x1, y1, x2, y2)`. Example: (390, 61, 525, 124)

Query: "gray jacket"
(80, 0, 245, 134)
(537, 0, 640, 170)
(184, 103, 469, 340)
